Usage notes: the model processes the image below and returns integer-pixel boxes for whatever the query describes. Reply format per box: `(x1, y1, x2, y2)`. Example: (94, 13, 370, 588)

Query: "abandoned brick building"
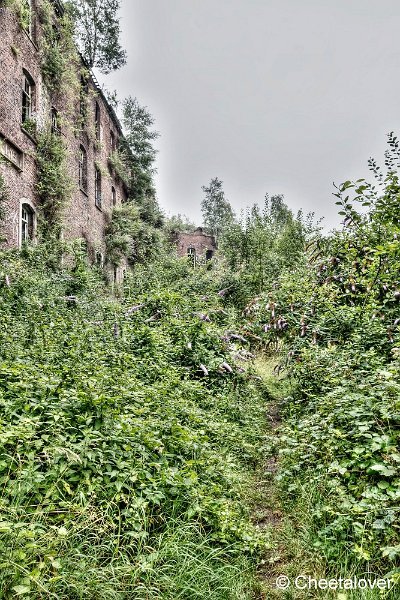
(0, 0, 128, 278)
(174, 228, 217, 262)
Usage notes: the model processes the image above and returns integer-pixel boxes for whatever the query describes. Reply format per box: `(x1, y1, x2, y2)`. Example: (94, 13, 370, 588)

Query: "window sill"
(80, 187, 89, 197)
(95, 203, 102, 212)
(23, 28, 39, 51)
(21, 125, 37, 144)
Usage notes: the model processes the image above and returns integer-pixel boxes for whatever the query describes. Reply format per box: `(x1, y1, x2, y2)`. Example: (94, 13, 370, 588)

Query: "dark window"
(111, 186, 116, 206)
(80, 75, 89, 118)
(21, 203, 35, 244)
(95, 102, 100, 141)
(95, 251, 104, 268)
(110, 130, 116, 152)
(95, 167, 102, 208)
(51, 107, 60, 135)
(22, 71, 34, 124)
(79, 146, 88, 193)
(187, 247, 196, 265)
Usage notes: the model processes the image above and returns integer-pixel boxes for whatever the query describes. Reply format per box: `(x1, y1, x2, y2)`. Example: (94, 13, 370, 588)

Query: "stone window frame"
(79, 145, 88, 194)
(19, 199, 36, 246)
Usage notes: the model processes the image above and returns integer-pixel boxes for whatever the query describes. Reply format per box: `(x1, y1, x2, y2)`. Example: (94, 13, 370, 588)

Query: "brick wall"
(175, 228, 217, 258)
(0, 1, 128, 279)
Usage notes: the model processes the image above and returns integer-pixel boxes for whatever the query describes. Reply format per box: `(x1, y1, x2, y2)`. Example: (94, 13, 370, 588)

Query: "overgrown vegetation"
(0, 240, 269, 598)
(39, 0, 79, 95)
(35, 128, 72, 241)
(242, 134, 400, 588)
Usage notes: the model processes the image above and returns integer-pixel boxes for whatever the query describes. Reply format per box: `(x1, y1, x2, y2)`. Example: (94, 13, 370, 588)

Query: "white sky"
(100, 0, 400, 230)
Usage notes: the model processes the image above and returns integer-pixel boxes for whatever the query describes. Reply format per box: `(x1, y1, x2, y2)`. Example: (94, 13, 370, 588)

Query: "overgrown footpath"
(238, 141, 400, 599)
(0, 243, 269, 599)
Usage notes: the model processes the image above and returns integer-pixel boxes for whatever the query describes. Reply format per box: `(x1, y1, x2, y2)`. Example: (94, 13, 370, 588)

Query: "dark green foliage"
(121, 98, 163, 229)
(105, 203, 163, 266)
(164, 213, 197, 234)
(0, 244, 266, 597)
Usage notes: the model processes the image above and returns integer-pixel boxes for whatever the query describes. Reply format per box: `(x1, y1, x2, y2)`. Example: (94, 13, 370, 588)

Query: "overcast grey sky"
(101, 0, 400, 229)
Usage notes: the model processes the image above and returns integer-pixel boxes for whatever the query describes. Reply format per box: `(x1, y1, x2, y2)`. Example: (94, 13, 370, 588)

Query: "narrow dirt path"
(250, 355, 326, 600)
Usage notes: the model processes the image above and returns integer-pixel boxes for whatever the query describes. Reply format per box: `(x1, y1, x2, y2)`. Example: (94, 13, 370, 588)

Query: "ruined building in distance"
(0, 0, 128, 279)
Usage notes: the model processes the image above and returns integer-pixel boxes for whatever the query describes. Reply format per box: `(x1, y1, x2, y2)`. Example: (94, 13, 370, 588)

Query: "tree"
(68, 0, 127, 73)
(201, 178, 234, 240)
(121, 97, 163, 227)
(221, 195, 316, 298)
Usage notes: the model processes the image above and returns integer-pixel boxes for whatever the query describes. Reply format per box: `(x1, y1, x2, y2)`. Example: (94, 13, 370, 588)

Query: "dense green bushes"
(242, 140, 400, 579)
(0, 243, 266, 598)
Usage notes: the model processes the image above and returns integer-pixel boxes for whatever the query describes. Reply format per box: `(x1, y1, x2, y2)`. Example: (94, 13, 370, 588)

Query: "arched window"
(79, 146, 88, 193)
(20, 202, 36, 245)
(22, 69, 35, 125)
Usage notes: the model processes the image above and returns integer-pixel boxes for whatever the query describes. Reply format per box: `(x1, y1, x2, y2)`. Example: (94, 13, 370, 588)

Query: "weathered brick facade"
(174, 228, 217, 261)
(0, 0, 128, 278)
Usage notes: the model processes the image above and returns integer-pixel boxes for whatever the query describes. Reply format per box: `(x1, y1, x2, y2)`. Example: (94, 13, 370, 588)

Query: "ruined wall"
(175, 228, 217, 258)
(0, 1, 128, 273)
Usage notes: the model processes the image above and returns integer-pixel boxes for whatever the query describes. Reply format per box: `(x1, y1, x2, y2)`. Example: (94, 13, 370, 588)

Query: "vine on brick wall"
(39, 0, 79, 97)
(35, 128, 72, 240)
(108, 149, 131, 188)
(1, 0, 30, 31)
(0, 172, 9, 223)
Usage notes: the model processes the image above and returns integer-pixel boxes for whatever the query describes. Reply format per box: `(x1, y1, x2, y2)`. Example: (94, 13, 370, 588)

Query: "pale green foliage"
(220, 194, 316, 302)
(201, 177, 234, 240)
(35, 128, 73, 240)
(39, 0, 79, 95)
(164, 213, 197, 234)
(67, 0, 127, 73)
